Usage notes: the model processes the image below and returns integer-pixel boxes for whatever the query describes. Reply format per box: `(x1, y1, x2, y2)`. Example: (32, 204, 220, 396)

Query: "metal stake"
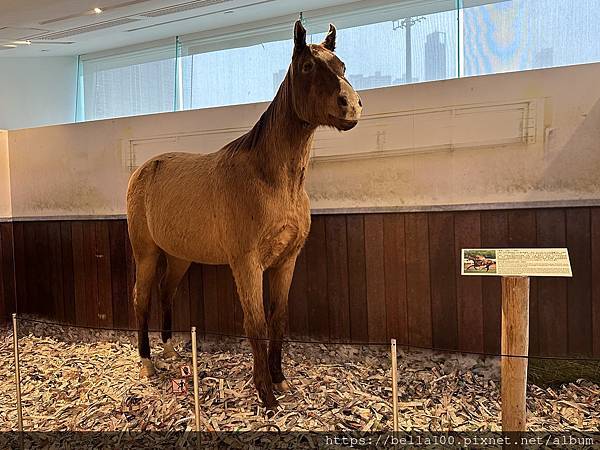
(12, 313, 23, 434)
(191, 327, 201, 448)
(391, 338, 399, 432)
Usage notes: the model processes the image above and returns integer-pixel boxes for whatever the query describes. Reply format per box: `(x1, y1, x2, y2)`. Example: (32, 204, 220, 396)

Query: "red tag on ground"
(180, 365, 192, 378)
(172, 378, 188, 395)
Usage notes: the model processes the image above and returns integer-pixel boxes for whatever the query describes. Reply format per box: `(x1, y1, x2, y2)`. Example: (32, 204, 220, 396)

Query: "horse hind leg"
(159, 255, 191, 359)
(133, 248, 160, 378)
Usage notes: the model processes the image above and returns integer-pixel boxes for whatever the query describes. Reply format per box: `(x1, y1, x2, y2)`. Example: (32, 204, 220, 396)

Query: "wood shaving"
(0, 320, 598, 432)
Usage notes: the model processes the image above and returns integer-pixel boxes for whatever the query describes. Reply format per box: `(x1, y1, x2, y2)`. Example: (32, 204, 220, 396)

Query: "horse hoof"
(162, 341, 180, 359)
(140, 359, 156, 378)
(264, 399, 280, 412)
(274, 380, 290, 392)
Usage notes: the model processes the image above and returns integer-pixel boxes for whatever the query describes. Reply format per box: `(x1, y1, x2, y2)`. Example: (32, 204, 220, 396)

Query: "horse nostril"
(358, 98, 362, 107)
(337, 96, 348, 108)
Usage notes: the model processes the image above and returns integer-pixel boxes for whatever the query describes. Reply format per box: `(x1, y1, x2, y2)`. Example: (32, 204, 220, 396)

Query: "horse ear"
(294, 20, 306, 53)
(322, 23, 336, 51)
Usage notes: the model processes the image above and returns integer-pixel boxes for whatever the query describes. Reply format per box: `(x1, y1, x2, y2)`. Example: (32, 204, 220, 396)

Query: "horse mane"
(225, 68, 293, 154)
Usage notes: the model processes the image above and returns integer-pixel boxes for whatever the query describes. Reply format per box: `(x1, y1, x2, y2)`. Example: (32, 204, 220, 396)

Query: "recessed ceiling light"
(12, 40, 31, 45)
(94, 7, 103, 14)
(2, 44, 17, 48)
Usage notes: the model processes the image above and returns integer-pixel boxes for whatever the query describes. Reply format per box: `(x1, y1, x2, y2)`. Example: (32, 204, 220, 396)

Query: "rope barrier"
(14, 316, 600, 362)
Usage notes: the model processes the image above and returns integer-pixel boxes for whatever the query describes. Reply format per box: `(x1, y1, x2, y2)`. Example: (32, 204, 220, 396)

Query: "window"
(180, 38, 292, 109)
(77, 44, 177, 121)
(462, 0, 600, 76)
(76, 0, 600, 121)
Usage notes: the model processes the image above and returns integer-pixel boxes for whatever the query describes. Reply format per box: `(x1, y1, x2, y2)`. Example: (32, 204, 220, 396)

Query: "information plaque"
(461, 248, 572, 277)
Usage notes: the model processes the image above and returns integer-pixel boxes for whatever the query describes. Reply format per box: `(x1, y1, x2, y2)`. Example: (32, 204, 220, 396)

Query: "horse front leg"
(267, 256, 297, 393)
(231, 259, 277, 409)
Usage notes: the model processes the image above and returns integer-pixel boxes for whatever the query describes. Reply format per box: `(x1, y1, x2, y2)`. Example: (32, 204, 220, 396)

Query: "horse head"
(288, 20, 362, 131)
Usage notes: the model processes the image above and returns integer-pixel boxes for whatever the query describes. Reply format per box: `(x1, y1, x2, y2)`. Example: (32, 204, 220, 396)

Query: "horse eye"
(302, 62, 314, 73)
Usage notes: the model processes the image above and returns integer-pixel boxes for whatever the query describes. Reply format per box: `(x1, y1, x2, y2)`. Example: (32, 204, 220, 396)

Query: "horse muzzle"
(329, 115, 359, 131)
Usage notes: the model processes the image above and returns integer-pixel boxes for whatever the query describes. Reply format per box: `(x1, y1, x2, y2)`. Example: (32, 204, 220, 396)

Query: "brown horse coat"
(127, 20, 362, 407)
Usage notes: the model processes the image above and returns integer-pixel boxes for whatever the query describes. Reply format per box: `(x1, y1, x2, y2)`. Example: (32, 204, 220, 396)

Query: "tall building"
(425, 32, 447, 81)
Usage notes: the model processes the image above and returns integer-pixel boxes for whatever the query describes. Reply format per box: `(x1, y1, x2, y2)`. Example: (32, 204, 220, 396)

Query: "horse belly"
(148, 211, 227, 265)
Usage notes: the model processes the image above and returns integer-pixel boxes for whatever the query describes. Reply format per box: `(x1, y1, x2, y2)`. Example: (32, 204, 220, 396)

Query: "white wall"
(4, 62, 600, 218)
(0, 57, 78, 130)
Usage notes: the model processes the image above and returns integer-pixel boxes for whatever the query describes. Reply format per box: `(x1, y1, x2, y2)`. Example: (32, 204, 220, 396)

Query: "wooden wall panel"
(566, 208, 593, 356)
(383, 214, 407, 344)
(325, 215, 350, 341)
(592, 208, 600, 357)
(202, 265, 219, 336)
(305, 216, 329, 339)
(84, 222, 101, 327)
(172, 271, 191, 332)
(12, 222, 26, 315)
(24, 222, 41, 315)
(0, 224, 6, 320)
(0, 223, 15, 320)
(288, 248, 308, 338)
(71, 221, 87, 326)
(454, 212, 483, 353)
(46, 222, 64, 323)
(95, 222, 113, 327)
(60, 222, 76, 325)
(346, 215, 368, 342)
(536, 209, 568, 357)
(405, 213, 432, 348)
(480, 210, 508, 355)
(108, 220, 129, 329)
(364, 214, 386, 343)
(124, 228, 136, 329)
(428, 212, 457, 350)
(2, 208, 594, 358)
(188, 263, 205, 335)
(216, 265, 235, 335)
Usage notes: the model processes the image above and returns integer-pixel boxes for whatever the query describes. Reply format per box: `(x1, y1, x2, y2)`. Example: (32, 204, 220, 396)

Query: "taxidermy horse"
(126, 20, 362, 408)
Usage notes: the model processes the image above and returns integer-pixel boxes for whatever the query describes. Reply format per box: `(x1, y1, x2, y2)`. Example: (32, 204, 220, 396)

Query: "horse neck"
(250, 72, 316, 188)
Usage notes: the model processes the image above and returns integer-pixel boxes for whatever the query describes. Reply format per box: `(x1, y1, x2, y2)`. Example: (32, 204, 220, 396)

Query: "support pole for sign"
(390, 339, 399, 432)
(12, 314, 23, 434)
(501, 276, 530, 436)
(191, 327, 201, 448)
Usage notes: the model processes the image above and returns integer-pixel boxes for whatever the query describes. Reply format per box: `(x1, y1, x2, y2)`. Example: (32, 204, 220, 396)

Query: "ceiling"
(0, 0, 360, 57)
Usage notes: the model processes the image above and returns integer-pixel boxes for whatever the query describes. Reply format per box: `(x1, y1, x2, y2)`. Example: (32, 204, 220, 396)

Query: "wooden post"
(191, 327, 201, 448)
(390, 339, 399, 432)
(501, 276, 530, 436)
(12, 314, 23, 433)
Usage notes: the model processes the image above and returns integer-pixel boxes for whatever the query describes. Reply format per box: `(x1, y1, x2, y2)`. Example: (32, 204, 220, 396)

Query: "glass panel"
(462, 0, 600, 77)
(77, 43, 177, 121)
(180, 38, 292, 110)
(75, 0, 600, 120)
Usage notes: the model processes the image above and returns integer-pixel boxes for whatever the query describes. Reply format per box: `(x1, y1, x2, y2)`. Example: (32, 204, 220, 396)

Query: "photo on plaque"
(463, 249, 497, 274)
